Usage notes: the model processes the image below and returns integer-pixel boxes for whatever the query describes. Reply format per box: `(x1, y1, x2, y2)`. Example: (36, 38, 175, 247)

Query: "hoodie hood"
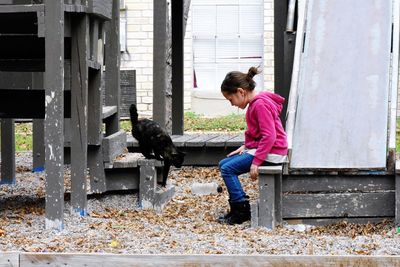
(250, 91, 285, 113)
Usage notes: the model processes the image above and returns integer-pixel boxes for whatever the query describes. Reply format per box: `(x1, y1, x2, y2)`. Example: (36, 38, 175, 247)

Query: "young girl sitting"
(218, 66, 288, 225)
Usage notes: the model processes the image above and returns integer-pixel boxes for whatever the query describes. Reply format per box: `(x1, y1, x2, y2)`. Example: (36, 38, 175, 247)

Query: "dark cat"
(129, 104, 185, 187)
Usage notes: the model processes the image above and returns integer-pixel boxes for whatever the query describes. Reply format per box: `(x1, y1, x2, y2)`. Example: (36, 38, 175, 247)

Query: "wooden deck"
(127, 133, 244, 166)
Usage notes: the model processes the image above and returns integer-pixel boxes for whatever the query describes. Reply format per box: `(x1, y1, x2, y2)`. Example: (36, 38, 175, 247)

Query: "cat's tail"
(129, 104, 138, 126)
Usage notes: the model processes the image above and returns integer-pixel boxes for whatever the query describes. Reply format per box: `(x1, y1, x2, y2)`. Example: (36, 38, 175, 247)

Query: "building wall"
(121, 0, 193, 117)
(121, 0, 275, 116)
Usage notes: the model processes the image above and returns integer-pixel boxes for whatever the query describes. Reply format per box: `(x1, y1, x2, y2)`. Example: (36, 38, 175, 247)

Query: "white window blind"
(192, 0, 264, 93)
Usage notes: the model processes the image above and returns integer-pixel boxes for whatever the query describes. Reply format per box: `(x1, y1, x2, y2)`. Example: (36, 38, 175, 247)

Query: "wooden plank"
(110, 153, 143, 169)
(205, 134, 237, 147)
(102, 105, 117, 119)
(126, 134, 138, 148)
(0, 252, 18, 266)
(225, 133, 244, 147)
(283, 175, 395, 193)
(87, 68, 102, 146)
(19, 254, 400, 266)
(32, 72, 44, 172)
(139, 163, 157, 209)
(152, 0, 168, 128)
(184, 134, 220, 147)
(0, 4, 44, 13)
(90, 18, 99, 61)
(102, 130, 127, 163)
(283, 192, 395, 218)
(171, 134, 200, 147)
(104, 168, 139, 191)
(120, 70, 136, 118)
(259, 165, 283, 174)
(171, 0, 184, 135)
(103, 0, 120, 135)
(44, 0, 65, 231)
(88, 146, 106, 193)
(0, 119, 15, 184)
(70, 13, 89, 216)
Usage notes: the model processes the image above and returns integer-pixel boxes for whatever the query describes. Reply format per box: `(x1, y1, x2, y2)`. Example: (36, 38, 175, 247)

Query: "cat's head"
(171, 150, 185, 168)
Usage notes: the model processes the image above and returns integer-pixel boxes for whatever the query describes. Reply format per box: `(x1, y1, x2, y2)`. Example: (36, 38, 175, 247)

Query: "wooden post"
(0, 119, 15, 184)
(396, 160, 400, 226)
(258, 166, 283, 229)
(32, 72, 45, 172)
(153, 0, 168, 128)
(104, 0, 120, 136)
(70, 13, 89, 215)
(171, 0, 184, 135)
(44, 0, 65, 230)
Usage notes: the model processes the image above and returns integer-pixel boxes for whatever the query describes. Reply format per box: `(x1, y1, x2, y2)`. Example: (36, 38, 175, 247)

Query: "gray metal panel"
(291, 0, 392, 169)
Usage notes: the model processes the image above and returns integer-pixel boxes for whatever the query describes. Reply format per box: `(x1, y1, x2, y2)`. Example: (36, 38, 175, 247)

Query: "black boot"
(225, 200, 251, 225)
(218, 200, 251, 225)
(217, 200, 235, 223)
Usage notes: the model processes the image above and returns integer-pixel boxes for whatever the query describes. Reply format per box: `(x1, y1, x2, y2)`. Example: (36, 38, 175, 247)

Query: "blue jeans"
(219, 153, 254, 202)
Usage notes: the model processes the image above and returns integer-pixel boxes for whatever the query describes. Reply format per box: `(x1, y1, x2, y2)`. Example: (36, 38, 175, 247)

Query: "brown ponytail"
(221, 66, 261, 94)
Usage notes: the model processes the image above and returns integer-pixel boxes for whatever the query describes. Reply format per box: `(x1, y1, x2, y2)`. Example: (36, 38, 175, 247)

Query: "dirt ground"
(0, 152, 399, 255)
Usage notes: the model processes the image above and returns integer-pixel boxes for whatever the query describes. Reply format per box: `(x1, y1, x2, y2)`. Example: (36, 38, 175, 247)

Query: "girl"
(218, 66, 288, 225)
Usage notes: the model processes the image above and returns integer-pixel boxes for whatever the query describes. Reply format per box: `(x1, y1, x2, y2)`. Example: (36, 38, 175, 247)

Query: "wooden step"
(102, 105, 117, 119)
(105, 152, 164, 169)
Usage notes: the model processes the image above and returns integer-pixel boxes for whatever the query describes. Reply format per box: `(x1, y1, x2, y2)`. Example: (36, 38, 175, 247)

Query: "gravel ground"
(0, 152, 399, 255)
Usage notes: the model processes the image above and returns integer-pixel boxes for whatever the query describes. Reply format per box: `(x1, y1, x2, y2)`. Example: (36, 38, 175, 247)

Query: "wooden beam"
(18, 254, 400, 266)
(0, 119, 15, 184)
(44, 0, 65, 231)
(70, 13, 89, 215)
(153, 0, 168, 128)
(171, 0, 184, 135)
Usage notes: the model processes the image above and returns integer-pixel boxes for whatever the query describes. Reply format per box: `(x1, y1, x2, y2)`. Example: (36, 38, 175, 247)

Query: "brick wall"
(121, 0, 274, 116)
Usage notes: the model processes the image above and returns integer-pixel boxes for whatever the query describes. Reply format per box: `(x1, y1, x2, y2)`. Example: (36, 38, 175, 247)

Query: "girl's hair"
(221, 66, 261, 94)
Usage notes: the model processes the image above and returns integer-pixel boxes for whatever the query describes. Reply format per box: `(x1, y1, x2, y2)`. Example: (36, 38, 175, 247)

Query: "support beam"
(153, 0, 168, 128)
(44, 0, 65, 231)
(171, 0, 184, 135)
(104, 0, 120, 136)
(70, 13, 89, 216)
(0, 119, 15, 184)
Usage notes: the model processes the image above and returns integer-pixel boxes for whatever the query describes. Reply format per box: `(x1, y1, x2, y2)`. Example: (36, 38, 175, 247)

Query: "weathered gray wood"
(89, 18, 99, 62)
(283, 192, 395, 218)
(171, 134, 200, 147)
(87, 68, 102, 145)
(0, 4, 44, 13)
(88, 146, 106, 193)
(102, 105, 117, 119)
(139, 163, 157, 209)
(0, 252, 18, 267)
(103, 0, 120, 135)
(0, 119, 15, 184)
(286, 217, 394, 226)
(19, 254, 400, 266)
(32, 119, 45, 172)
(102, 130, 127, 163)
(171, 0, 184, 135)
(283, 175, 395, 193)
(44, 0, 65, 231)
(153, 0, 168, 129)
(205, 134, 237, 147)
(184, 134, 219, 147)
(87, 0, 112, 20)
(32, 72, 44, 173)
(104, 168, 139, 191)
(109, 152, 143, 169)
(70, 13, 89, 215)
(226, 133, 245, 147)
(258, 166, 282, 229)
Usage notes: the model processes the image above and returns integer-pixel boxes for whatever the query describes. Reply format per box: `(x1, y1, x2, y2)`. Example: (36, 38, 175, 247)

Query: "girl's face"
(222, 88, 247, 109)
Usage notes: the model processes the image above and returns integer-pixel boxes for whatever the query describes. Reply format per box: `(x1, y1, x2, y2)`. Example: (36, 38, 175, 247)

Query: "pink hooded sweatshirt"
(245, 91, 288, 166)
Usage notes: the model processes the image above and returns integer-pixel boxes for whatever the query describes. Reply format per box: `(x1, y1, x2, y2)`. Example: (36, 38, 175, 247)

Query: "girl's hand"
(250, 164, 259, 180)
(227, 145, 246, 157)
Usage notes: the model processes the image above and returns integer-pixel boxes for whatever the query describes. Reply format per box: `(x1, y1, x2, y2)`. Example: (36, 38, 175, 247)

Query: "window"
(192, 0, 264, 92)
